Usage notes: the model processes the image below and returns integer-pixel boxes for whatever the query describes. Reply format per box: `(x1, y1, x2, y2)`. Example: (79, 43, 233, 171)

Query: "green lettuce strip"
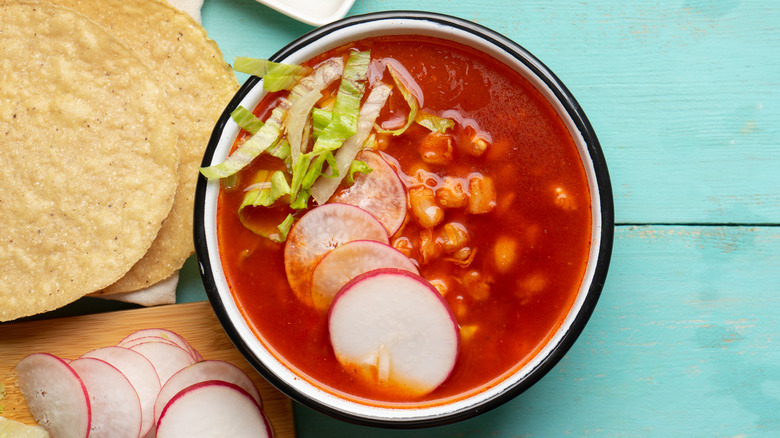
(230, 106, 264, 134)
(200, 59, 343, 180)
(289, 51, 371, 205)
(234, 57, 312, 91)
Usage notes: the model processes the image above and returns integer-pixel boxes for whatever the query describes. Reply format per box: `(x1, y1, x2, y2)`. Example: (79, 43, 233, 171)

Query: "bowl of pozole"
(195, 11, 613, 427)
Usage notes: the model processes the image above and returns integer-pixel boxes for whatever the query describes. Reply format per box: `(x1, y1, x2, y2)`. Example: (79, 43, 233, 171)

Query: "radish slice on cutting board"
(156, 381, 272, 438)
(127, 341, 197, 385)
(284, 203, 389, 305)
(330, 150, 408, 235)
(69, 357, 142, 438)
(311, 240, 419, 311)
(80, 346, 161, 438)
(328, 268, 460, 397)
(14, 353, 91, 438)
(117, 328, 202, 362)
(154, 360, 263, 427)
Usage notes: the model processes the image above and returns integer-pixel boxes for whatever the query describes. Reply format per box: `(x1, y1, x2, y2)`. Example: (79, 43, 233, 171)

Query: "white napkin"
(166, 0, 204, 23)
(97, 0, 203, 307)
(97, 272, 180, 306)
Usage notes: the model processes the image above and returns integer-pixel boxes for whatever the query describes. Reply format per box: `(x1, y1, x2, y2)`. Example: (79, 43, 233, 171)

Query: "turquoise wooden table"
(185, 1, 779, 436)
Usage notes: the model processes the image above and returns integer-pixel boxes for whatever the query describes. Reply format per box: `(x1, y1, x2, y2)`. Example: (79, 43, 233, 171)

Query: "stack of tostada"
(0, 0, 239, 321)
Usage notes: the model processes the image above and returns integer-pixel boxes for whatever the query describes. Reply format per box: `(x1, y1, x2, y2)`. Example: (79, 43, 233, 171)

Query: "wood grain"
(0, 302, 295, 437)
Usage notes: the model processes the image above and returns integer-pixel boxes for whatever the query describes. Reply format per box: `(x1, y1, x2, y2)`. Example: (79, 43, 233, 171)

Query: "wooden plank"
(0, 302, 295, 438)
(203, 1, 780, 224)
(288, 225, 780, 436)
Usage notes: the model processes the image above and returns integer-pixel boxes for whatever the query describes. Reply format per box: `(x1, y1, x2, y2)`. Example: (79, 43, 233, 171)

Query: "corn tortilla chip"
(51, 0, 240, 294)
(0, 1, 179, 321)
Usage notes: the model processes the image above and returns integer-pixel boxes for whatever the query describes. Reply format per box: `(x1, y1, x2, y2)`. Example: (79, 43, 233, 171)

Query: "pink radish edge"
(153, 360, 262, 427)
(330, 150, 408, 236)
(14, 353, 91, 438)
(80, 346, 161, 438)
(69, 357, 142, 438)
(310, 239, 418, 311)
(156, 381, 271, 438)
(284, 202, 389, 306)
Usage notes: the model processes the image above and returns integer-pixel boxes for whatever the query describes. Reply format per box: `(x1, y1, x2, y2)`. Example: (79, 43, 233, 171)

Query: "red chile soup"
(214, 35, 591, 407)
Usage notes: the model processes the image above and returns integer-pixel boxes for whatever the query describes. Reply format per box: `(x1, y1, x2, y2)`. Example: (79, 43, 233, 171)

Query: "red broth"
(217, 35, 592, 406)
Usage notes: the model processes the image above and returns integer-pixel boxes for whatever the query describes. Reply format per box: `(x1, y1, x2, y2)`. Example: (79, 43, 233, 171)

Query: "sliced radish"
(328, 268, 460, 397)
(310, 240, 419, 311)
(156, 381, 272, 438)
(14, 353, 91, 438)
(127, 341, 197, 385)
(81, 346, 161, 438)
(330, 150, 408, 235)
(69, 357, 142, 438)
(153, 360, 262, 427)
(284, 203, 389, 305)
(119, 336, 185, 352)
(117, 329, 202, 362)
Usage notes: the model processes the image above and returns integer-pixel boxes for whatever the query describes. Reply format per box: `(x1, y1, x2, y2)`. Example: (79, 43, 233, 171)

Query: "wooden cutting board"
(0, 301, 295, 437)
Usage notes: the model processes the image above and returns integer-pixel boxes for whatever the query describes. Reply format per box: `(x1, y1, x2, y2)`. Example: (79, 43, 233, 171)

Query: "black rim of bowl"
(194, 10, 614, 429)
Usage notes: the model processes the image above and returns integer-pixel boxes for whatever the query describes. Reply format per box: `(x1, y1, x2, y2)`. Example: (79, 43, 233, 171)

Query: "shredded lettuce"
(267, 138, 291, 163)
(239, 170, 290, 209)
(231, 106, 264, 134)
(286, 58, 344, 167)
(237, 170, 292, 242)
(416, 111, 454, 133)
(346, 159, 373, 185)
(311, 107, 332, 138)
(291, 51, 371, 206)
(201, 59, 343, 180)
(199, 104, 286, 179)
(286, 89, 322, 166)
(234, 57, 312, 92)
(310, 82, 391, 204)
(276, 214, 295, 241)
(376, 64, 419, 136)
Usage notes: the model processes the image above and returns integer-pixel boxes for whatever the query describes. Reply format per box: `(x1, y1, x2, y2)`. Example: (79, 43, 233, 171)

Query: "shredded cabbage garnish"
(310, 82, 391, 204)
(290, 51, 371, 205)
(311, 107, 332, 139)
(416, 111, 455, 133)
(239, 170, 290, 209)
(237, 170, 292, 242)
(230, 106, 264, 134)
(234, 57, 312, 91)
(375, 64, 419, 136)
(221, 50, 468, 242)
(199, 104, 285, 179)
(286, 58, 344, 166)
(200, 59, 343, 180)
(346, 159, 373, 185)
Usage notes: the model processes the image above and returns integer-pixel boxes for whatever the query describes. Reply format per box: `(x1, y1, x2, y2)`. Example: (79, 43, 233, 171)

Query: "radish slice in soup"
(328, 268, 460, 396)
(154, 360, 262, 427)
(311, 240, 419, 311)
(80, 346, 161, 438)
(330, 150, 408, 235)
(284, 203, 389, 305)
(156, 381, 271, 438)
(14, 353, 91, 438)
(69, 357, 142, 438)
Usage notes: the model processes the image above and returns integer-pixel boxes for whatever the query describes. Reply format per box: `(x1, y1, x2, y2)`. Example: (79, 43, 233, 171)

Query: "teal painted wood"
(201, 0, 780, 225)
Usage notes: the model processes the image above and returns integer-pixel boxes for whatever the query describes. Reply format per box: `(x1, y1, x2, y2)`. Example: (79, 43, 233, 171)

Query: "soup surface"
(216, 35, 592, 406)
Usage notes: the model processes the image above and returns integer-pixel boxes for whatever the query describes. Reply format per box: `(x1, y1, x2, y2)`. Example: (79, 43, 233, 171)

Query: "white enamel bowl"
(195, 11, 614, 428)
